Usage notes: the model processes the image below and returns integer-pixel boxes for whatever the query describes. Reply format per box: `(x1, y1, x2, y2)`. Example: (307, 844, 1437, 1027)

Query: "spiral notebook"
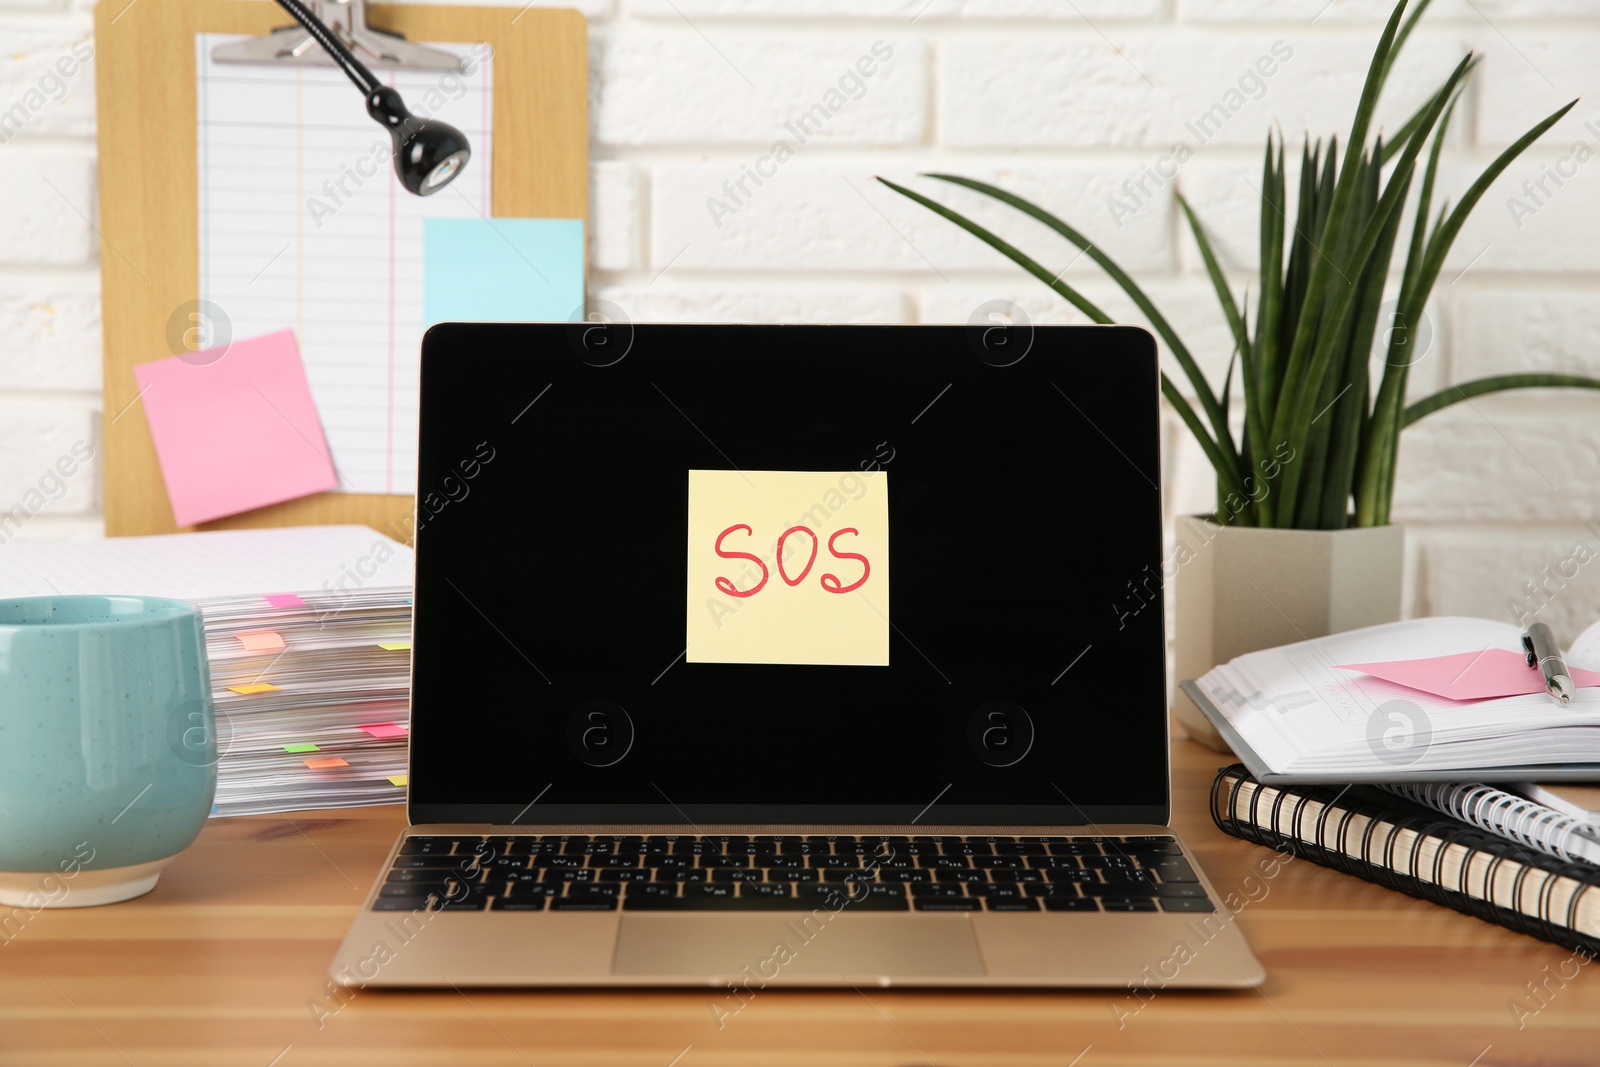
(1211, 765, 1600, 955)
(1376, 781, 1600, 866)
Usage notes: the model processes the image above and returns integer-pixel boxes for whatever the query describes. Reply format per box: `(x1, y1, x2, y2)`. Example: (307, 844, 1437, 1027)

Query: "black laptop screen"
(407, 323, 1169, 825)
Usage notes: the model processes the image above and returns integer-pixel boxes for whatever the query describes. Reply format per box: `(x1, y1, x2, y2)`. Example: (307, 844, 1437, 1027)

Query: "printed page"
(195, 35, 494, 495)
(1567, 616, 1600, 667)
(1197, 617, 1600, 773)
(0, 526, 412, 600)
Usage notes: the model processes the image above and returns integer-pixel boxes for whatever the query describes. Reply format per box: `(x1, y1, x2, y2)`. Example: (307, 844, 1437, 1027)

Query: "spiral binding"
(1379, 782, 1600, 865)
(1210, 765, 1600, 955)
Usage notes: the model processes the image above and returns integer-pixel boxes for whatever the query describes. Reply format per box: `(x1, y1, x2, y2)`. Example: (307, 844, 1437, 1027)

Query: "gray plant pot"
(1172, 515, 1406, 752)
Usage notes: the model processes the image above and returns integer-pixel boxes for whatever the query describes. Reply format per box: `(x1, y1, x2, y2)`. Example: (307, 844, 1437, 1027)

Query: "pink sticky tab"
(358, 722, 410, 739)
(237, 631, 285, 652)
(264, 593, 306, 609)
(133, 329, 338, 527)
(1337, 648, 1600, 702)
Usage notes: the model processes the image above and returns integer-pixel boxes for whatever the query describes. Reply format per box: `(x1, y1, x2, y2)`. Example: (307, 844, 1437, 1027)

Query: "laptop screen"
(408, 323, 1168, 825)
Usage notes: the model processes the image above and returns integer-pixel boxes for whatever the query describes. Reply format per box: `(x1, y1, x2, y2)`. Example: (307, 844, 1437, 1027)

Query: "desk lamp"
(259, 0, 471, 195)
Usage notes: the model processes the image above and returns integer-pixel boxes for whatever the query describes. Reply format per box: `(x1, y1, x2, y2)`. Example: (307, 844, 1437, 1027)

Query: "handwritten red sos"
(713, 524, 870, 597)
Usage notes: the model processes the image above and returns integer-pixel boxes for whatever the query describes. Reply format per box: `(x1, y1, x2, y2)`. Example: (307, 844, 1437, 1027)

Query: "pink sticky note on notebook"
(1336, 648, 1600, 702)
(134, 329, 337, 527)
(264, 593, 306, 609)
(358, 722, 409, 739)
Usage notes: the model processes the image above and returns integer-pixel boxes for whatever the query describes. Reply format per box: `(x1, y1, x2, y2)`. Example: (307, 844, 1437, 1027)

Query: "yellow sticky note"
(237, 631, 286, 652)
(378, 642, 411, 651)
(228, 683, 281, 695)
(686, 469, 888, 666)
(303, 756, 349, 769)
(387, 775, 409, 787)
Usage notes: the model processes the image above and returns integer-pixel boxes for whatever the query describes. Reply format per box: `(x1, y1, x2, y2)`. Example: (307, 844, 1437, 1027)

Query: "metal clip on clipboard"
(210, 0, 465, 72)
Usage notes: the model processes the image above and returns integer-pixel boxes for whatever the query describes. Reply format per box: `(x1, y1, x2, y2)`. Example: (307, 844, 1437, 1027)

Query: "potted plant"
(879, 0, 1600, 748)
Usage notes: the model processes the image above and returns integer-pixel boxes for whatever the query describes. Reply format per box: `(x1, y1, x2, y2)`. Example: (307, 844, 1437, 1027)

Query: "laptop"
(330, 322, 1266, 988)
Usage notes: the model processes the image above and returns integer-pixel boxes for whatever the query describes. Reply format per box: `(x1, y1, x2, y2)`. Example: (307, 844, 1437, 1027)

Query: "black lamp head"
(366, 85, 471, 196)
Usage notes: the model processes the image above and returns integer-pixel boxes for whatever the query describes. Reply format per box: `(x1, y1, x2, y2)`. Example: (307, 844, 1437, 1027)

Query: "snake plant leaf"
(871, 177, 1112, 324)
(1255, 135, 1286, 442)
(1402, 375, 1600, 426)
(873, 175, 1255, 509)
(1273, 55, 1469, 522)
(1378, 0, 1435, 92)
(913, 173, 1240, 468)
(1379, 55, 1478, 166)
(1177, 193, 1267, 482)
(1273, 0, 1412, 434)
(1358, 95, 1579, 525)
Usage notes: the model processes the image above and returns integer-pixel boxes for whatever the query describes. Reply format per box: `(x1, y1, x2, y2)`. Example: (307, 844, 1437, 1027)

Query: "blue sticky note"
(423, 218, 585, 324)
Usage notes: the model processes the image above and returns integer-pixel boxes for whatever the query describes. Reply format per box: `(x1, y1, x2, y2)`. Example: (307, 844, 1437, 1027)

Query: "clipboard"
(93, 0, 587, 538)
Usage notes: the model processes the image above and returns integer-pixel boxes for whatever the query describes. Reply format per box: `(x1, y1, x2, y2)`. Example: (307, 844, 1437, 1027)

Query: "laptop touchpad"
(612, 915, 984, 979)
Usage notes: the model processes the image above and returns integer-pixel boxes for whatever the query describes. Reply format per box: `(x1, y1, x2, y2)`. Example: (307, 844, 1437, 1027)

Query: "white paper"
(0, 526, 412, 600)
(1197, 617, 1600, 775)
(195, 35, 494, 494)
(1568, 616, 1600, 668)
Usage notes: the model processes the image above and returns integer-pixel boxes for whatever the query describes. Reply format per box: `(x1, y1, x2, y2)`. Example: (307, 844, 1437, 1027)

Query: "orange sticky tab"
(237, 631, 285, 652)
(387, 775, 409, 787)
(303, 757, 349, 769)
(228, 683, 281, 695)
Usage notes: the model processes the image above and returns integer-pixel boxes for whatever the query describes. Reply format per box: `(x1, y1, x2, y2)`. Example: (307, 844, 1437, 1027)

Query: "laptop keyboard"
(371, 834, 1215, 914)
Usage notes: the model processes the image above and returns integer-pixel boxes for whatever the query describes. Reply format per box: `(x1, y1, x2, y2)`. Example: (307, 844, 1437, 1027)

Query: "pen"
(1522, 621, 1573, 705)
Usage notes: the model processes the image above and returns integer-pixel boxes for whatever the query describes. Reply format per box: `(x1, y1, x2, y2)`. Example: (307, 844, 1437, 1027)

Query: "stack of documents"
(1196, 615, 1600, 954)
(0, 526, 413, 816)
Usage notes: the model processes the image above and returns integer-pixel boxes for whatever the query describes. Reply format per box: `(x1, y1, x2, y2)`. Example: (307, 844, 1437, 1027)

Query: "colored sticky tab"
(133, 329, 338, 527)
(378, 641, 411, 651)
(1337, 649, 1600, 702)
(265, 593, 306, 609)
(359, 722, 409, 739)
(228, 682, 281, 695)
(303, 757, 349, 769)
(282, 743, 319, 753)
(237, 630, 285, 652)
(388, 775, 409, 787)
(423, 218, 585, 325)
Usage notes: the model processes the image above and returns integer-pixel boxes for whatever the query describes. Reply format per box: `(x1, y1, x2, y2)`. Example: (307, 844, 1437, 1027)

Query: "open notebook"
(1184, 616, 1600, 783)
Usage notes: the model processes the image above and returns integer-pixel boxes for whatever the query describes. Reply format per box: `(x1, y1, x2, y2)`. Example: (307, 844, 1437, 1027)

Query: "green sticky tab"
(282, 742, 319, 753)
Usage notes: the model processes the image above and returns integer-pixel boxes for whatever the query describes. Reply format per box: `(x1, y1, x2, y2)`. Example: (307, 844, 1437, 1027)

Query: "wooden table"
(6, 733, 1598, 1067)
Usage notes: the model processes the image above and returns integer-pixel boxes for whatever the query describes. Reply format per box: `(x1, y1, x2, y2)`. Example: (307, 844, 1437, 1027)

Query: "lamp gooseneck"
(271, 0, 471, 196)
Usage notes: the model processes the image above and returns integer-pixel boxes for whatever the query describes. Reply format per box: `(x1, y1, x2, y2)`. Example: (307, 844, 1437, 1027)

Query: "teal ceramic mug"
(0, 595, 217, 908)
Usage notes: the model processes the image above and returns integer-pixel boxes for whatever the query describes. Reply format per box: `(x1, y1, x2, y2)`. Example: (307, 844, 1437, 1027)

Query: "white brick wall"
(5, 0, 1600, 642)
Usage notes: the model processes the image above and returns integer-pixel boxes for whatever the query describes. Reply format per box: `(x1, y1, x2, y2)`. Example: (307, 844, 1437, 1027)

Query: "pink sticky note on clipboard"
(134, 329, 337, 527)
(1336, 648, 1600, 702)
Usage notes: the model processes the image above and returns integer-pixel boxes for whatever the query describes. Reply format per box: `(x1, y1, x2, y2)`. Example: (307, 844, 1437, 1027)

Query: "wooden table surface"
(6, 732, 1598, 1067)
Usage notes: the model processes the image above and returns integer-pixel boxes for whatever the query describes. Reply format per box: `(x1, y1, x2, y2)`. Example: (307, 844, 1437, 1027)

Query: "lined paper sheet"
(195, 34, 494, 495)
